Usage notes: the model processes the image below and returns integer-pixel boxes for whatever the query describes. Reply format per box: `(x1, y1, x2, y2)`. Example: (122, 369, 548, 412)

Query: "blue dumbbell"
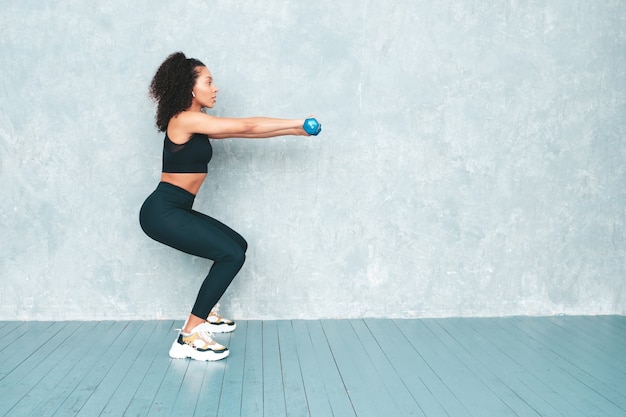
(303, 118, 322, 136)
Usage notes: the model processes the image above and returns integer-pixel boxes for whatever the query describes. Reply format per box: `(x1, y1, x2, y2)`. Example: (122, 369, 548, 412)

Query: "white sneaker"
(205, 304, 237, 333)
(168, 323, 229, 361)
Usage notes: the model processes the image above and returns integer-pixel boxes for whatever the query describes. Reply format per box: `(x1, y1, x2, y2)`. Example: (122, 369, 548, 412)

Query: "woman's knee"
(218, 244, 246, 268)
(232, 246, 246, 267)
(230, 232, 248, 254)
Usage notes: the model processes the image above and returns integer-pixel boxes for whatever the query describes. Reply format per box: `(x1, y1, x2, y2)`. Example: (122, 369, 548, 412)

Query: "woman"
(140, 52, 321, 361)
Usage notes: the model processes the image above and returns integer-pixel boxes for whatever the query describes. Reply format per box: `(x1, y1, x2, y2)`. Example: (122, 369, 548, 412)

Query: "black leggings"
(139, 182, 247, 319)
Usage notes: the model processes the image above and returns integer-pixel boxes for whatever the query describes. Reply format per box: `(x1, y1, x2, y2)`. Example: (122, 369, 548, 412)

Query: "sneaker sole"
(204, 322, 237, 333)
(169, 341, 230, 361)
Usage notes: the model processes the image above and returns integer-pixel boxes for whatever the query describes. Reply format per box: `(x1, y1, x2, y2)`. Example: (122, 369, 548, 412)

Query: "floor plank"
(322, 320, 408, 417)
(1, 322, 85, 416)
(262, 320, 286, 417)
(0, 322, 58, 378)
(291, 320, 336, 417)
(51, 322, 142, 417)
(367, 319, 458, 416)
(216, 320, 247, 417)
(97, 321, 175, 417)
(73, 321, 156, 417)
(389, 319, 472, 416)
(470, 317, 591, 417)
(352, 320, 426, 417)
(29, 322, 129, 417)
(0, 322, 29, 354)
(0, 316, 623, 417)
(4, 322, 115, 416)
(240, 320, 264, 417)
(442, 317, 566, 417)
(122, 320, 177, 417)
(424, 318, 541, 417)
(192, 345, 228, 417)
(307, 320, 358, 417)
(276, 321, 309, 417)
(400, 318, 521, 416)
(548, 316, 626, 373)
(494, 317, 620, 417)
(510, 317, 626, 416)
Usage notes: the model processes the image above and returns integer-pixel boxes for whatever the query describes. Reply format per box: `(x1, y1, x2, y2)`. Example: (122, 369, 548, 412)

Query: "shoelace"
(196, 328, 217, 344)
(174, 325, 216, 343)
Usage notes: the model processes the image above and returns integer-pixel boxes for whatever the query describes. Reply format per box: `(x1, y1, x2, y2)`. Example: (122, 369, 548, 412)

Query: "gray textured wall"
(1, 1, 625, 320)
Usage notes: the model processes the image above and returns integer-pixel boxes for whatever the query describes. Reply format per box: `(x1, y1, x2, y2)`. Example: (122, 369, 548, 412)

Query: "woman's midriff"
(160, 173, 207, 196)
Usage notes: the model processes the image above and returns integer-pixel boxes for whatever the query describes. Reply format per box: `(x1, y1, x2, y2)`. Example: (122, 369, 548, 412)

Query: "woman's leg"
(166, 211, 247, 319)
(189, 210, 248, 253)
(140, 187, 247, 326)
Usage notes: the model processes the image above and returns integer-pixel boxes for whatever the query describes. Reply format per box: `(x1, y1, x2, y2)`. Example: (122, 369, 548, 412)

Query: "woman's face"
(192, 66, 218, 109)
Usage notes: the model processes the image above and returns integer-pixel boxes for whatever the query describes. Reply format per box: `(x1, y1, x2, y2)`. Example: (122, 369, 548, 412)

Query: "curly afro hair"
(149, 52, 205, 132)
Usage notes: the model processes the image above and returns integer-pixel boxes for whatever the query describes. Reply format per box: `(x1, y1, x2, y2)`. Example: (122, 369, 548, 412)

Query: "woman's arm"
(171, 111, 310, 140)
(208, 127, 304, 139)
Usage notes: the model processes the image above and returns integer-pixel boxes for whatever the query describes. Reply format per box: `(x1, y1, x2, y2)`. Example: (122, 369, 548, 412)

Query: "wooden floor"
(0, 317, 625, 417)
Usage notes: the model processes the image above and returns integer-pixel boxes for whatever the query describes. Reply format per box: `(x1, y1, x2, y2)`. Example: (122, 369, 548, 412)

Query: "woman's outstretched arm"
(207, 127, 305, 139)
(170, 111, 313, 139)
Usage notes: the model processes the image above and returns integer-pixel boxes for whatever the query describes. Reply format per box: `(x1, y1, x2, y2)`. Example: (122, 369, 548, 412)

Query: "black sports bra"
(162, 133, 213, 173)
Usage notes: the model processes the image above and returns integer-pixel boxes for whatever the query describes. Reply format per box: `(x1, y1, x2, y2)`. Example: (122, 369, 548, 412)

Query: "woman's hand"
(303, 117, 322, 136)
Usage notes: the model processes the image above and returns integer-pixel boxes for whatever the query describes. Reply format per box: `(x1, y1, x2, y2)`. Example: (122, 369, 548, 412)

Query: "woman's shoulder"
(167, 112, 211, 144)
(174, 110, 217, 122)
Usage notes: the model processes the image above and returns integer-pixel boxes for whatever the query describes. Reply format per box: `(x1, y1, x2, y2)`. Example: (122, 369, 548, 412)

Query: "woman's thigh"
(142, 203, 242, 261)
(188, 210, 248, 252)
(172, 211, 245, 260)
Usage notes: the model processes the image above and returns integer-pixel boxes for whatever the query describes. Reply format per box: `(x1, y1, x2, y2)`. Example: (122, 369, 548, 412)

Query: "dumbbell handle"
(303, 118, 322, 136)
